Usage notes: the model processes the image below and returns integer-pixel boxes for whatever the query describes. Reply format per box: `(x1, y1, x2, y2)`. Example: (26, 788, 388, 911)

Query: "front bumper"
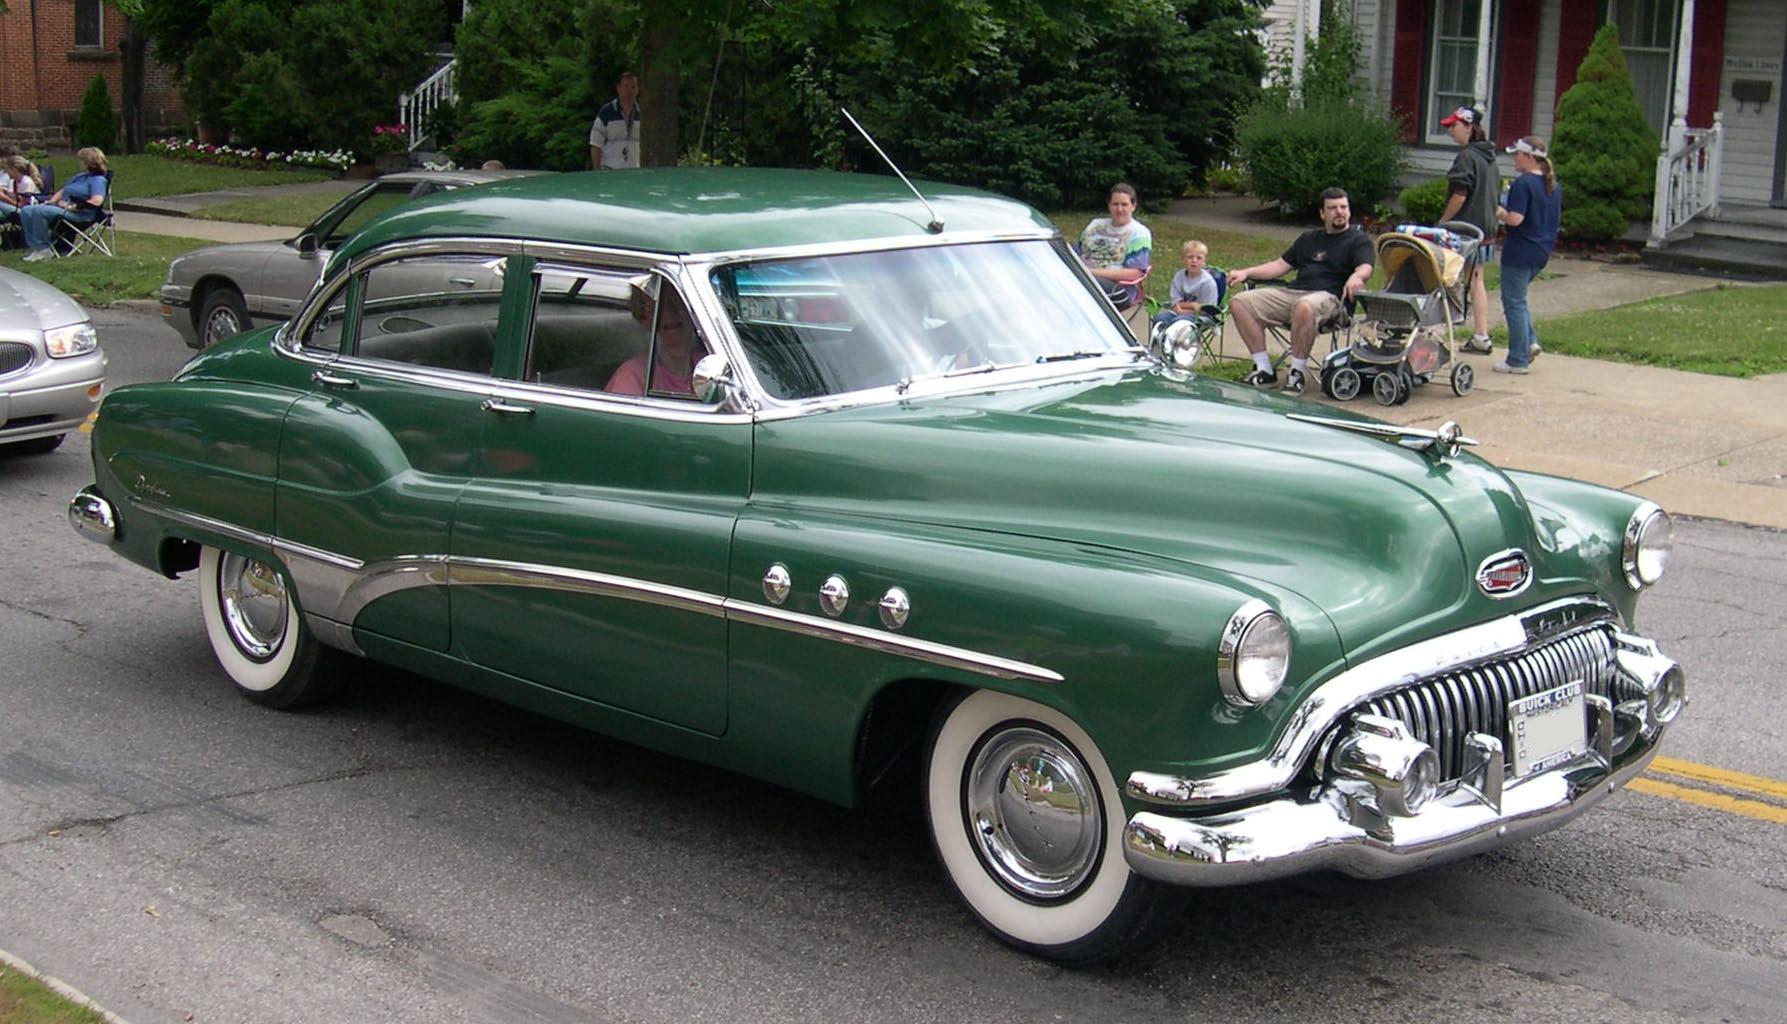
(159, 285, 199, 348)
(1125, 713, 1661, 886)
(1, 351, 106, 443)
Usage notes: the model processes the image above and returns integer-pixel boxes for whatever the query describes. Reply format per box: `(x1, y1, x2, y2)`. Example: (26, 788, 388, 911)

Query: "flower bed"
(147, 138, 356, 174)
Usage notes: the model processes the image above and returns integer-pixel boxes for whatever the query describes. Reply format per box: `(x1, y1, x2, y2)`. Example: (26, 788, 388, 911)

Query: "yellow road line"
(1626, 777, 1787, 825)
(1648, 757, 1787, 803)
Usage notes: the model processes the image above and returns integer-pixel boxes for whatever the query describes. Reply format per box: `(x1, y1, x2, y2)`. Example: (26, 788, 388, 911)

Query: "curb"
(0, 947, 134, 1024)
(112, 199, 192, 218)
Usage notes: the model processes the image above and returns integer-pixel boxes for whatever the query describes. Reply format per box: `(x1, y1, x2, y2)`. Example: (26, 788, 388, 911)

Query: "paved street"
(1, 310, 1784, 1023)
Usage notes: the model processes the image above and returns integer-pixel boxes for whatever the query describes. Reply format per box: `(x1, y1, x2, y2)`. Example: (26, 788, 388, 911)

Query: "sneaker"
(1492, 360, 1529, 375)
(1461, 336, 1494, 354)
(1281, 368, 1307, 395)
(1529, 340, 1542, 359)
(21, 248, 52, 262)
(1242, 368, 1277, 388)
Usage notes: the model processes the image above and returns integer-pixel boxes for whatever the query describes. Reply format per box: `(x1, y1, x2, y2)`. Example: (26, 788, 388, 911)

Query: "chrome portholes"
(878, 587, 911, 630)
(216, 551, 290, 662)
(820, 574, 850, 617)
(965, 725, 1103, 901)
(763, 564, 792, 605)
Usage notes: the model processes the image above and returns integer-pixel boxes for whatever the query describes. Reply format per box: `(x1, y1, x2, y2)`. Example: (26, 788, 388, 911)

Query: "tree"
(1552, 23, 1657, 240)
(75, 74, 118, 151)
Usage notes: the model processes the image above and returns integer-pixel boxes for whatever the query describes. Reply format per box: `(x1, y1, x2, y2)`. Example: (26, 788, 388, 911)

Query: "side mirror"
(691, 353, 734, 405)
(1152, 318, 1202, 370)
(295, 234, 319, 258)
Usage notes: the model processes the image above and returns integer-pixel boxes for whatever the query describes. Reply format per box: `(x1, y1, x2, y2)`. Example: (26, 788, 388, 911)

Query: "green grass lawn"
(0, 232, 211, 306)
(190, 191, 339, 228)
(1490, 281, 1787, 377)
(0, 963, 105, 1023)
(40, 153, 327, 201)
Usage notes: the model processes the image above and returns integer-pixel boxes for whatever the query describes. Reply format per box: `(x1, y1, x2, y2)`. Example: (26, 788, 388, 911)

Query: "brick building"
(0, 0, 182, 150)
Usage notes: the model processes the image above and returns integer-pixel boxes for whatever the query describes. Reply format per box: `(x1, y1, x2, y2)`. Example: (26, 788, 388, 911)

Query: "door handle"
(311, 371, 357, 388)
(449, 276, 476, 287)
(481, 399, 535, 416)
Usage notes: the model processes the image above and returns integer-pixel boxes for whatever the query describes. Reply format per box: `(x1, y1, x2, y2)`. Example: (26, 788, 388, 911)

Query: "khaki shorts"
(1231, 287, 1342, 327)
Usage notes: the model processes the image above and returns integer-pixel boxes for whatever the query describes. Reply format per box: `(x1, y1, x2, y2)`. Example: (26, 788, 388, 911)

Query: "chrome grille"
(1357, 625, 1634, 779)
(0, 342, 33, 376)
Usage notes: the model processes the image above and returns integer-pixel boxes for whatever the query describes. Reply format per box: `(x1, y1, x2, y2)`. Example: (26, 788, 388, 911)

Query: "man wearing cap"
(1437, 105, 1499, 352)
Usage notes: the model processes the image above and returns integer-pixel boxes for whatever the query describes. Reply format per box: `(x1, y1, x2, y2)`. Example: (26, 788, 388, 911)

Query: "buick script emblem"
(1477, 550, 1533, 598)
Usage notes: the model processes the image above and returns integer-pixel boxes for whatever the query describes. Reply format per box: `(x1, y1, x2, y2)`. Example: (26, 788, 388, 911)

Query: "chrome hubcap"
(218, 552, 288, 661)
(965, 725, 1102, 901)
(205, 307, 241, 344)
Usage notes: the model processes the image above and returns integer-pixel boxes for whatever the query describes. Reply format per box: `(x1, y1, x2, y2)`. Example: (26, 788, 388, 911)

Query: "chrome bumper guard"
(1124, 623, 1682, 887)
(68, 486, 117, 544)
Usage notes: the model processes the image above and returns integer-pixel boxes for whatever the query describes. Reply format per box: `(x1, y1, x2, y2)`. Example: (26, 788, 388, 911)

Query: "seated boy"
(1151, 240, 1220, 331)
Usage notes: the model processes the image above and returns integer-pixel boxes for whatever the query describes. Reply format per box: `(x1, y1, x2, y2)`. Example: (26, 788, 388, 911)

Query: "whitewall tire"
(198, 546, 336, 708)
(923, 689, 1185, 964)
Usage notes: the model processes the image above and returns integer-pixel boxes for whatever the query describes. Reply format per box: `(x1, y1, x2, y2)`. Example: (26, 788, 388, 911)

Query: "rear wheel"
(1451, 362, 1475, 396)
(198, 546, 338, 708)
(924, 689, 1185, 964)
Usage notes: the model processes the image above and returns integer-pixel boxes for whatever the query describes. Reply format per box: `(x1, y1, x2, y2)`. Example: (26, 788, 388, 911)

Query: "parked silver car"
(0, 266, 105, 454)
(158, 169, 535, 349)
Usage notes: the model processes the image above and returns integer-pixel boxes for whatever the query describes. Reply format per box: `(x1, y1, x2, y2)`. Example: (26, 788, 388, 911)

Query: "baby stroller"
(1319, 222, 1483, 406)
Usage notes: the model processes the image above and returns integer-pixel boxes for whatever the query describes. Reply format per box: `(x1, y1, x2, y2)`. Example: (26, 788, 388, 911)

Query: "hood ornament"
(1286, 414, 1478, 459)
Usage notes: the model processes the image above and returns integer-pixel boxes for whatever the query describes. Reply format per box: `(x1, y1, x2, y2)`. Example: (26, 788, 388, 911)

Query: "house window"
(1427, 0, 1491, 141)
(1606, 0, 1678, 136)
(73, 0, 103, 48)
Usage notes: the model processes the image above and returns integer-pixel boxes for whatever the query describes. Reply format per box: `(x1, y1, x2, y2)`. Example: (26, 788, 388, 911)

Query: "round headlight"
(1218, 601, 1291, 707)
(1622, 505, 1672, 589)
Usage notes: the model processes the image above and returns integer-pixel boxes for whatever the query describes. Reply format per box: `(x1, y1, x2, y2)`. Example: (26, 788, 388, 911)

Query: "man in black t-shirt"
(1226, 187, 1375, 395)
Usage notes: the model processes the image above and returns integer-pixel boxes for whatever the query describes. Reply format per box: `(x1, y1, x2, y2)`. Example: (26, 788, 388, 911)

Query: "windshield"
(708, 239, 1131, 401)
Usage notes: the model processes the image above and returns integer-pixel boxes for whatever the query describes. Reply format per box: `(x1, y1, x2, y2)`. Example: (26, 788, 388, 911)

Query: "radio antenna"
(841, 107, 943, 234)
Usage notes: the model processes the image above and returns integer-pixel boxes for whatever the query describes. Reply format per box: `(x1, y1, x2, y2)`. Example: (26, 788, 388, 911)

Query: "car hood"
(752, 367, 1557, 659)
(0, 267, 87, 331)
(170, 240, 290, 277)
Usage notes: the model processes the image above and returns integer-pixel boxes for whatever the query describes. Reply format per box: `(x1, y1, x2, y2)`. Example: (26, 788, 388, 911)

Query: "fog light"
(1331, 714, 1441, 817)
(1648, 664, 1686, 725)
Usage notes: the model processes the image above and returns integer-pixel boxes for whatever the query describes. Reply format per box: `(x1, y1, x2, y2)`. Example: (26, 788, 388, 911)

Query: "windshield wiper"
(1034, 350, 1107, 364)
(942, 360, 1001, 377)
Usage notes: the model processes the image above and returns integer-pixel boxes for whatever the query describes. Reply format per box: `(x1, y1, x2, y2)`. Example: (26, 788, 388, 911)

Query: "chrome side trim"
(1126, 596, 1617, 807)
(447, 557, 728, 619)
(305, 614, 364, 657)
(723, 601, 1064, 684)
(136, 498, 274, 550)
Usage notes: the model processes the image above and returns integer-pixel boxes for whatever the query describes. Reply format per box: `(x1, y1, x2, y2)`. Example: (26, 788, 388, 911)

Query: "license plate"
(1508, 680, 1587, 776)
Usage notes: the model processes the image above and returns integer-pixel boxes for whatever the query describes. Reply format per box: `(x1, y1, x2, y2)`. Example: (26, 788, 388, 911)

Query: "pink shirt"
(604, 350, 697, 396)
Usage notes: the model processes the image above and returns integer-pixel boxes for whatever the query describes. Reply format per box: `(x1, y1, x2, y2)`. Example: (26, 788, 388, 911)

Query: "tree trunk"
(118, 15, 147, 153)
(639, 15, 679, 168)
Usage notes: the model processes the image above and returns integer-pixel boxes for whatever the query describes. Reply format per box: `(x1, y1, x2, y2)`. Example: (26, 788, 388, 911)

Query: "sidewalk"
(111, 186, 1786, 530)
(112, 179, 360, 243)
(1161, 196, 1787, 530)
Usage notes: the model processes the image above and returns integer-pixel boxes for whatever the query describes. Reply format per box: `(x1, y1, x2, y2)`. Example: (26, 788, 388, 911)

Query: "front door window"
(1428, 0, 1488, 143)
(1607, 0, 1679, 136)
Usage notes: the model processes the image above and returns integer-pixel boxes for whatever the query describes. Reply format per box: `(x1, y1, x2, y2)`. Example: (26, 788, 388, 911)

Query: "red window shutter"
(1554, 2, 1599, 103)
(1686, 0, 1727, 126)
(1495, 0, 1541, 144)
(1390, 0, 1429, 143)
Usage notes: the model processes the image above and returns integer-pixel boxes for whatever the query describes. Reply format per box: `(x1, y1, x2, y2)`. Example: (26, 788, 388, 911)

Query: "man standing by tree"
(590, 71, 641, 169)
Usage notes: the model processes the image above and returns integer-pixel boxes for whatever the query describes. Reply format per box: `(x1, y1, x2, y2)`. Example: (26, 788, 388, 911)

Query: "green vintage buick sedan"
(69, 169, 1683, 963)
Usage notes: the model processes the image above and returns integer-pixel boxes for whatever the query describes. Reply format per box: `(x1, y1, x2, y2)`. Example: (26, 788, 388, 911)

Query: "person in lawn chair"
(19, 147, 108, 262)
(1151, 239, 1222, 333)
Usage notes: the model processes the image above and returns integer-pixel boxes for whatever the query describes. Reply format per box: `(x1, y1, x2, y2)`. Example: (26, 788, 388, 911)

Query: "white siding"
(1530, 0, 1562, 141)
(1711, 0, 1785, 205)
(1260, 0, 1303, 84)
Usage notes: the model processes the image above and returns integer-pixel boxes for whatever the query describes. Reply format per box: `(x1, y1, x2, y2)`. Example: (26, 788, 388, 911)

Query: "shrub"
(74, 74, 117, 152)
(1237, 7, 1405, 216)
(1552, 24, 1657, 240)
(1397, 177, 1450, 224)
(1236, 98, 1406, 216)
(452, 0, 601, 171)
(224, 52, 310, 151)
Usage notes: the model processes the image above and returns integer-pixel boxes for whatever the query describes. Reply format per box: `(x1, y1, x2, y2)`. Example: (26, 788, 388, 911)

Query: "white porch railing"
(1649, 112, 1724, 246)
(399, 57, 458, 152)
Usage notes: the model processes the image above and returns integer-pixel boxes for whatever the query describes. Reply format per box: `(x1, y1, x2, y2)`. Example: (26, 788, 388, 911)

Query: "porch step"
(1685, 219, 1787, 245)
(1642, 234, 1787, 280)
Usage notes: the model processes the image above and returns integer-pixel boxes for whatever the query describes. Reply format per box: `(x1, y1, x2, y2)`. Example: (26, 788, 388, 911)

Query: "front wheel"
(198, 546, 338, 708)
(199, 287, 249, 347)
(924, 689, 1185, 964)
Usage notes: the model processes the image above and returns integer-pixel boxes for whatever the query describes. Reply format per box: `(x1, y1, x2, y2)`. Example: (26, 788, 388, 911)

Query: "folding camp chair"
(55, 170, 116, 258)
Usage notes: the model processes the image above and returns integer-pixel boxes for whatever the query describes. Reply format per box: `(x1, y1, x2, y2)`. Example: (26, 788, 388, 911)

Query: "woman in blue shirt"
(1492, 137, 1561, 374)
(20, 147, 108, 262)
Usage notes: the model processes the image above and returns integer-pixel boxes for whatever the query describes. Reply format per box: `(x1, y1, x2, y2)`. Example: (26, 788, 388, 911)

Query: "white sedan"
(0, 266, 105, 454)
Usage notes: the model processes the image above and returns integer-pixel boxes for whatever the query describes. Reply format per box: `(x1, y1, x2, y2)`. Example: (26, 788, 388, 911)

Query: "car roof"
(376, 169, 539, 187)
(330, 167, 1057, 266)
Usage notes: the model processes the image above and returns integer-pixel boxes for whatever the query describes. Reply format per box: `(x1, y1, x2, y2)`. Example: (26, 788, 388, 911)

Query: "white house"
(1264, 0, 1786, 265)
